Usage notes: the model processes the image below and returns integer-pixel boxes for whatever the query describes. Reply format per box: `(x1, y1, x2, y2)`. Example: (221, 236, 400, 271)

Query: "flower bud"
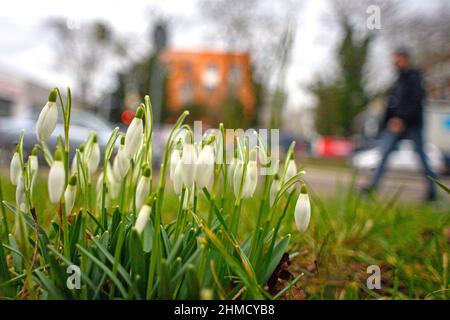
(169, 149, 181, 181)
(294, 183, 311, 232)
(36, 89, 58, 141)
(16, 173, 26, 212)
(116, 136, 130, 179)
(64, 175, 77, 215)
(29, 146, 39, 175)
(172, 161, 183, 195)
(181, 143, 196, 188)
(232, 159, 244, 198)
(10, 151, 21, 186)
(124, 107, 144, 159)
(284, 158, 297, 193)
(269, 174, 280, 207)
(228, 157, 237, 185)
(242, 159, 258, 199)
(88, 134, 100, 175)
(48, 149, 65, 204)
(195, 145, 215, 190)
(135, 204, 151, 234)
(135, 166, 151, 210)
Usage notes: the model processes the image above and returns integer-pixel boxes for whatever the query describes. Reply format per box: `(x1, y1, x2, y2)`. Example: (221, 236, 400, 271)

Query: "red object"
(314, 136, 353, 158)
(121, 109, 135, 125)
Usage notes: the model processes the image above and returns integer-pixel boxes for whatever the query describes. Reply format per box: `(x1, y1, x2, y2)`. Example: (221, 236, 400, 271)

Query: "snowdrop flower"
(172, 161, 183, 195)
(106, 163, 120, 199)
(294, 183, 311, 232)
(10, 151, 21, 186)
(169, 149, 181, 181)
(36, 89, 58, 141)
(29, 146, 39, 175)
(180, 143, 196, 188)
(135, 203, 151, 235)
(64, 175, 77, 215)
(242, 155, 258, 199)
(135, 165, 151, 211)
(228, 157, 237, 185)
(195, 145, 215, 190)
(87, 133, 100, 175)
(71, 145, 84, 174)
(48, 149, 65, 204)
(124, 106, 144, 159)
(269, 174, 281, 207)
(15, 173, 26, 212)
(284, 157, 297, 192)
(116, 136, 130, 179)
(232, 159, 244, 198)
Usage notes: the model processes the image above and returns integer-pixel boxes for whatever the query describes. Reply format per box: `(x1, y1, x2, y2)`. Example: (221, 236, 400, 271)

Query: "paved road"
(304, 165, 450, 203)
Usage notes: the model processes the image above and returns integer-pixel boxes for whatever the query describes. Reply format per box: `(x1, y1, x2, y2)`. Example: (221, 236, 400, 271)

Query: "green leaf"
(76, 244, 128, 298)
(129, 229, 146, 289)
(8, 234, 22, 273)
(262, 234, 291, 283)
(158, 259, 171, 299)
(184, 264, 200, 299)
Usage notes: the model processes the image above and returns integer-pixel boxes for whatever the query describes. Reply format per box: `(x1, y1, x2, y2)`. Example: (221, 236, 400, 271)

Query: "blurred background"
(0, 0, 449, 200)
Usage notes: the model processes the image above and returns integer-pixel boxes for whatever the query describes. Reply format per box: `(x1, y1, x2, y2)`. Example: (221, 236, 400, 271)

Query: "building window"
(228, 63, 242, 93)
(180, 82, 193, 105)
(0, 97, 12, 117)
(202, 63, 219, 92)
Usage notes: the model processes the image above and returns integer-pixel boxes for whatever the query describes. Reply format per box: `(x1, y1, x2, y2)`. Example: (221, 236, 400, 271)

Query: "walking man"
(364, 47, 437, 201)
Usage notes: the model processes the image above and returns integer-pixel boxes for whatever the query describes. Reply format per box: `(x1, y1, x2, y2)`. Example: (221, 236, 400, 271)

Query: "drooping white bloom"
(284, 159, 297, 192)
(169, 149, 181, 181)
(269, 175, 281, 207)
(10, 151, 21, 186)
(116, 140, 130, 179)
(64, 175, 77, 215)
(135, 166, 151, 211)
(284, 159, 297, 182)
(15, 173, 26, 212)
(124, 107, 144, 159)
(242, 159, 258, 199)
(106, 163, 120, 199)
(172, 161, 183, 195)
(48, 150, 65, 204)
(232, 159, 244, 198)
(294, 183, 311, 232)
(135, 204, 151, 234)
(36, 89, 58, 141)
(195, 145, 215, 190)
(87, 135, 100, 175)
(180, 143, 197, 188)
(29, 155, 38, 175)
(228, 157, 237, 185)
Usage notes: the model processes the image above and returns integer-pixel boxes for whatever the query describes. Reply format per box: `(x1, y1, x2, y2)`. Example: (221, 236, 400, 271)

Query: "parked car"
(0, 109, 114, 165)
(351, 140, 446, 174)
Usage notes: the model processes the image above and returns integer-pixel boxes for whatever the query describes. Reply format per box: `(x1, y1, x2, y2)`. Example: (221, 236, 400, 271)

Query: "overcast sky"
(0, 0, 436, 111)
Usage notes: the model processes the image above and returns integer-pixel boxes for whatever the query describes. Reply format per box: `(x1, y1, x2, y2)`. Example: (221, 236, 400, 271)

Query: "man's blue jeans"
(368, 127, 437, 197)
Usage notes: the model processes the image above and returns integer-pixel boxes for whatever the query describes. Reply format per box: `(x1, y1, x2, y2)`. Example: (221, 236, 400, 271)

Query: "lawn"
(1, 171, 448, 299)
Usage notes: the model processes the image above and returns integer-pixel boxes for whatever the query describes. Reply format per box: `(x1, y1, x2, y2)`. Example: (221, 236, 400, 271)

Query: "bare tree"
(47, 18, 127, 107)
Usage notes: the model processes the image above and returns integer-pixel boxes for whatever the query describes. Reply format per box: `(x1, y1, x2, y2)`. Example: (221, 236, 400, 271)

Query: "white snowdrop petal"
(294, 193, 311, 232)
(124, 118, 143, 159)
(36, 101, 58, 141)
(10, 152, 21, 186)
(135, 205, 151, 234)
(48, 161, 65, 203)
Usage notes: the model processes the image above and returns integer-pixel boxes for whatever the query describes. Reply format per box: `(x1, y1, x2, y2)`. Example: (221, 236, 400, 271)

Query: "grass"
(1, 172, 448, 299)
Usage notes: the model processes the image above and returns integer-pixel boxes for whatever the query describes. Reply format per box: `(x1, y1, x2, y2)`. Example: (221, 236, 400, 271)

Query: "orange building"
(160, 50, 256, 122)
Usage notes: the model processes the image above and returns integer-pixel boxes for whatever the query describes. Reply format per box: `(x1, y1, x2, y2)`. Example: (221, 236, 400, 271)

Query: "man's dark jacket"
(382, 68, 426, 129)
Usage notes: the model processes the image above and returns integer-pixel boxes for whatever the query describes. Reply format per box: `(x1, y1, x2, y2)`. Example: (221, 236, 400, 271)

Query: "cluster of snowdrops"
(2, 87, 311, 299)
